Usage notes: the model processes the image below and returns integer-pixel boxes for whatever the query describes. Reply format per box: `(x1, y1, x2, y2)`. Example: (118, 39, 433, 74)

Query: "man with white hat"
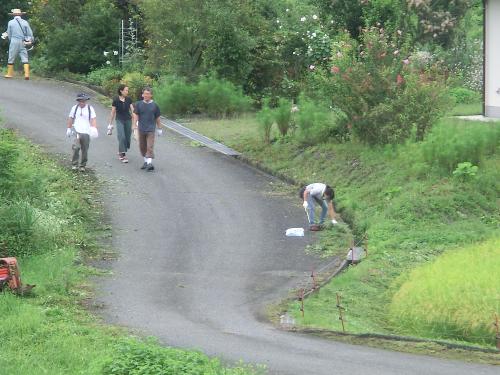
(2, 8, 34, 80)
(66, 93, 98, 171)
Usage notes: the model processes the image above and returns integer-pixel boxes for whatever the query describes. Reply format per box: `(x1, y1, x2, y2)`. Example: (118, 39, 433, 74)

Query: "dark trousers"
(72, 133, 90, 166)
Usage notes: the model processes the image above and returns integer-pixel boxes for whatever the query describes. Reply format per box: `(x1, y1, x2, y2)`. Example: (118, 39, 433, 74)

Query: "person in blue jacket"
(2, 8, 34, 80)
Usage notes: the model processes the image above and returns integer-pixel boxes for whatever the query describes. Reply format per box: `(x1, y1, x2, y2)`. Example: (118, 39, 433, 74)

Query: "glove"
(1, 32, 7, 40)
(156, 128, 163, 137)
(331, 219, 338, 225)
(106, 124, 113, 135)
(66, 128, 73, 138)
(302, 201, 308, 209)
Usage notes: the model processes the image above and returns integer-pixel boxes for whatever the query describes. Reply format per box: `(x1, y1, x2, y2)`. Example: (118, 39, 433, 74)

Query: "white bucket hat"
(9, 9, 26, 16)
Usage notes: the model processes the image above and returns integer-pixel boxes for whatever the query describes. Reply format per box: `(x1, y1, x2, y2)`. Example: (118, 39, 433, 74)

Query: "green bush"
(86, 67, 124, 87)
(307, 29, 450, 144)
(196, 77, 252, 118)
(122, 72, 154, 102)
(295, 98, 345, 145)
(155, 79, 198, 118)
(448, 87, 481, 104)
(421, 119, 500, 172)
(0, 129, 18, 194)
(102, 338, 261, 375)
(273, 98, 292, 137)
(155, 76, 252, 119)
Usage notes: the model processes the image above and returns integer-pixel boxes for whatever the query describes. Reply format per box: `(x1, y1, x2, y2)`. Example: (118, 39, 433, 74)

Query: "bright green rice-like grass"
(389, 238, 500, 345)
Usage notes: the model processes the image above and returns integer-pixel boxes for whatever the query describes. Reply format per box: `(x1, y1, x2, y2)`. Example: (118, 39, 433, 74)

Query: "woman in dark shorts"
(108, 84, 134, 163)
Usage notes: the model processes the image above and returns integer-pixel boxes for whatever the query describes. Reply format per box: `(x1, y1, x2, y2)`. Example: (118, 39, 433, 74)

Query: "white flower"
(337, 51, 342, 58)
(286, 8, 289, 12)
(277, 19, 280, 24)
(300, 16, 306, 22)
(309, 64, 315, 70)
(397, 30, 402, 36)
(312, 15, 318, 20)
(106, 60, 111, 65)
(113, 50, 118, 56)
(393, 50, 400, 55)
(103, 51, 109, 56)
(312, 32, 316, 38)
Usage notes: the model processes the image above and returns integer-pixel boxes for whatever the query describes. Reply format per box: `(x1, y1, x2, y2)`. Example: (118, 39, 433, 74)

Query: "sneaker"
(309, 224, 322, 232)
(121, 156, 128, 163)
(146, 163, 154, 172)
(140, 162, 148, 170)
(118, 153, 125, 161)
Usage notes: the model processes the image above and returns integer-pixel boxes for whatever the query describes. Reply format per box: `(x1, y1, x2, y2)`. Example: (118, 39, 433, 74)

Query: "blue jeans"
(306, 195, 328, 225)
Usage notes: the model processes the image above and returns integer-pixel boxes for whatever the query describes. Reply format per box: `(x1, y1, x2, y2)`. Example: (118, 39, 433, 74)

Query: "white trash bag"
(89, 127, 99, 138)
(285, 228, 305, 237)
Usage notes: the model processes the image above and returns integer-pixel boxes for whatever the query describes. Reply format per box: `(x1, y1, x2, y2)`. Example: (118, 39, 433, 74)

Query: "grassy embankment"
(0, 127, 263, 374)
(182, 106, 500, 349)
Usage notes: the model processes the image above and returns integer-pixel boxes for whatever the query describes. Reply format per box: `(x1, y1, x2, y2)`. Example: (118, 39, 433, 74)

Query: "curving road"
(1, 78, 497, 375)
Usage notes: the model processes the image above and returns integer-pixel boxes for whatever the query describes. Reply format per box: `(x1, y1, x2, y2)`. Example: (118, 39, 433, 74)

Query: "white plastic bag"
(285, 228, 305, 237)
(89, 127, 99, 138)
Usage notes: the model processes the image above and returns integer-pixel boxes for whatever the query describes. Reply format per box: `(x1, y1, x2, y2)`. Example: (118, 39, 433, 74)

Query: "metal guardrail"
(160, 117, 241, 157)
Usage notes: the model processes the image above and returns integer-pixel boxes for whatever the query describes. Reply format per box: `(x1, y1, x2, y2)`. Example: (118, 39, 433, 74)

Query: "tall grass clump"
(274, 98, 292, 137)
(256, 99, 274, 144)
(388, 238, 500, 346)
(421, 119, 500, 172)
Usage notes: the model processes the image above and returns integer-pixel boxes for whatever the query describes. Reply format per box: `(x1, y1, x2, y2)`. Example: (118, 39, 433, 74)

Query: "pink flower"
(403, 58, 410, 65)
(396, 74, 404, 85)
(331, 66, 340, 74)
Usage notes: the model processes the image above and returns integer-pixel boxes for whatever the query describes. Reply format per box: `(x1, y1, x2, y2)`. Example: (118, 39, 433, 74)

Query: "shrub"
(86, 67, 124, 87)
(274, 98, 293, 137)
(256, 100, 274, 144)
(0, 129, 19, 194)
(421, 120, 500, 172)
(306, 28, 450, 144)
(448, 87, 481, 104)
(295, 97, 346, 145)
(452, 161, 479, 181)
(0, 201, 36, 258)
(102, 338, 260, 375)
(196, 76, 252, 118)
(121, 72, 154, 102)
(154, 79, 197, 118)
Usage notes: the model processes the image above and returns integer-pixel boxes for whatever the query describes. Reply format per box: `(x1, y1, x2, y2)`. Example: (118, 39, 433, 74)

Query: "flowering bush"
(306, 27, 450, 144)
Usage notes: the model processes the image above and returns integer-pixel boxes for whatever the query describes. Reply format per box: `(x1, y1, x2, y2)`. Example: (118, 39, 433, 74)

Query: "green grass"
(389, 237, 500, 346)
(0, 127, 262, 375)
(448, 102, 482, 116)
(183, 115, 500, 348)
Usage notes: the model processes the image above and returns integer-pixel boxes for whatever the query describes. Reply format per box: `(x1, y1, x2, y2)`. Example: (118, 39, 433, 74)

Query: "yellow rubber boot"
(4, 64, 14, 78)
(23, 63, 30, 80)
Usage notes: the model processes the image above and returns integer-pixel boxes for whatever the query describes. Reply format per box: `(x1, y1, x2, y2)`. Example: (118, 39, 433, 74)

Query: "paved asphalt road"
(1, 78, 497, 375)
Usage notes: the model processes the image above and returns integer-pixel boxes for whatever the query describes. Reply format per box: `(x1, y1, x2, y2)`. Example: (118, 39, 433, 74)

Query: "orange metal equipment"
(0, 257, 23, 292)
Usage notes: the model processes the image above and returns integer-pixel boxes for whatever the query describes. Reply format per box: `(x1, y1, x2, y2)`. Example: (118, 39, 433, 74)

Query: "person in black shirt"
(108, 84, 134, 163)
